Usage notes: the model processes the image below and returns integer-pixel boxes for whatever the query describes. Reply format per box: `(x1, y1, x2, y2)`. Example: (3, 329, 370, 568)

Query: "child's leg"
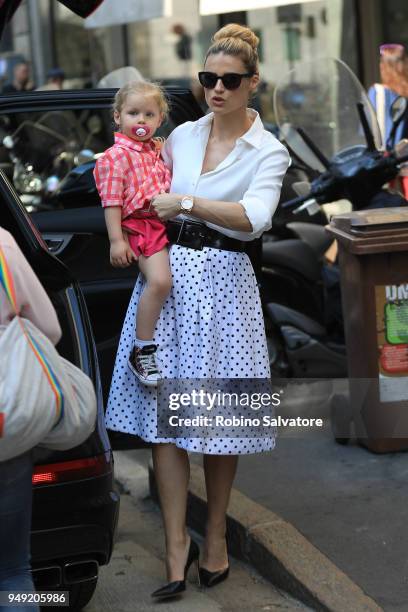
(136, 248, 172, 341)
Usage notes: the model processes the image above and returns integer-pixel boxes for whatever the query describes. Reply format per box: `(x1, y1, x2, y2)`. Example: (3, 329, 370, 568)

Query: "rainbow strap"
(0, 247, 64, 428)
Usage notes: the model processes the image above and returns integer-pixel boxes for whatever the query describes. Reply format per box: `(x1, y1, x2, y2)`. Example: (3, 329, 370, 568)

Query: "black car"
(0, 88, 203, 611)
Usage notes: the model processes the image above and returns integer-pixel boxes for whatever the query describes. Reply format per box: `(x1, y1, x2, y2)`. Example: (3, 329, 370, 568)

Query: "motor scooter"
(262, 58, 408, 382)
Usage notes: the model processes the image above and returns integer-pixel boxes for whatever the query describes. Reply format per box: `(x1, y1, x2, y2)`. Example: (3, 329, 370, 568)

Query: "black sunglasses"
(198, 71, 255, 90)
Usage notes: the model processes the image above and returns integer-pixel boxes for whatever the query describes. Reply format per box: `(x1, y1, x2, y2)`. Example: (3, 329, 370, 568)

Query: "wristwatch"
(179, 195, 194, 214)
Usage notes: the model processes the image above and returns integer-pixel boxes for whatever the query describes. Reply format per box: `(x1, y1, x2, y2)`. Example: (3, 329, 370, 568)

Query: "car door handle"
(42, 234, 73, 255)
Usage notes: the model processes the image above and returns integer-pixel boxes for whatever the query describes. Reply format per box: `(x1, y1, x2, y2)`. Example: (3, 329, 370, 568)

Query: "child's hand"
(110, 238, 137, 267)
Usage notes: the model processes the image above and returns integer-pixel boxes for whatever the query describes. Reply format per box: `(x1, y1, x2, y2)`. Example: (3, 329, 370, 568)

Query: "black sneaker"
(128, 344, 162, 386)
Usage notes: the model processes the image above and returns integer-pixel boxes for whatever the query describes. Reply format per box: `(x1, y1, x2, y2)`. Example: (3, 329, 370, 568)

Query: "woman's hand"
(151, 193, 183, 220)
(110, 238, 137, 268)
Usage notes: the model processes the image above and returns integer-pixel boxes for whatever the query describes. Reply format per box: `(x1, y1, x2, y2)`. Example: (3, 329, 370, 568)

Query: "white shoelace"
(138, 351, 159, 375)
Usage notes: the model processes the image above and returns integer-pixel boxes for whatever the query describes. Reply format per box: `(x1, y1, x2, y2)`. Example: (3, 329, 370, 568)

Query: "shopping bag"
(0, 247, 96, 461)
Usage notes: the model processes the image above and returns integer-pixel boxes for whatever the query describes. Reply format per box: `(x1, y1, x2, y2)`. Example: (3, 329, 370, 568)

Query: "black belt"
(166, 219, 246, 252)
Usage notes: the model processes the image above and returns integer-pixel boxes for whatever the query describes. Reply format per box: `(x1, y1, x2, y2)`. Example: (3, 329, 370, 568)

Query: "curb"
(148, 461, 382, 612)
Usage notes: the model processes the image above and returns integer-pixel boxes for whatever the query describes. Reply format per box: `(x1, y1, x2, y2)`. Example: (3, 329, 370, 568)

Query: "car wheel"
(42, 579, 98, 612)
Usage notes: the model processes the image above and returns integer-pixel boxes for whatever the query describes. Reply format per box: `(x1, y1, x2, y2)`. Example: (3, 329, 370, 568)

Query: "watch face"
(181, 197, 193, 211)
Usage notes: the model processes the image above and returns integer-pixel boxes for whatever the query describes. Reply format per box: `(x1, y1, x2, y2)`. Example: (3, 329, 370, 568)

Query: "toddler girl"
(94, 80, 172, 386)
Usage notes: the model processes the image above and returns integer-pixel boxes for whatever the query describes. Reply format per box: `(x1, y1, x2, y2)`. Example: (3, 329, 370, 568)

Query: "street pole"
(122, 24, 130, 66)
(49, 0, 58, 68)
(27, 0, 46, 87)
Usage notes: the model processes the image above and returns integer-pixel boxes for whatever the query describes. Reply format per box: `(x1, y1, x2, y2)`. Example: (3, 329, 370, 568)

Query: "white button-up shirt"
(161, 108, 291, 241)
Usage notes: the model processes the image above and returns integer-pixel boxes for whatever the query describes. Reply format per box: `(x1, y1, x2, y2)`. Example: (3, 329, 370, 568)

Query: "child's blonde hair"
(113, 80, 169, 120)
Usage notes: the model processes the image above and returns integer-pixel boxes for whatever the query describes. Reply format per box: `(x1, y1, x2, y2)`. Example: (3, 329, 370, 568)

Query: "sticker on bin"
(380, 374, 408, 403)
(385, 301, 408, 344)
(376, 284, 408, 402)
(380, 344, 408, 373)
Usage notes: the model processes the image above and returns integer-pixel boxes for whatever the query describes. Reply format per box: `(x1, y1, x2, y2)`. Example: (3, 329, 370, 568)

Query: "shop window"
(381, 0, 408, 50)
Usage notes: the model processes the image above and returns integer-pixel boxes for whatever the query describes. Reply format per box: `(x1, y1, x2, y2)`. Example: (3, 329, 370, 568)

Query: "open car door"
(0, 87, 203, 444)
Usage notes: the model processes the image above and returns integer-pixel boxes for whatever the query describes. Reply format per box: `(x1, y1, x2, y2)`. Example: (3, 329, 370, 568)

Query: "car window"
(0, 104, 178, 213)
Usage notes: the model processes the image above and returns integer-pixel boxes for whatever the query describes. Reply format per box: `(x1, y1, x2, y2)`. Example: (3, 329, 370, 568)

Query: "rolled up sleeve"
(94, 153, 125, 208)
(239, 145, 291, 237)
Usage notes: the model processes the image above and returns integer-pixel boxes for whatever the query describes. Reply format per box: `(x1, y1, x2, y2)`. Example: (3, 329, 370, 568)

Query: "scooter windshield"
(273, 58, 382, 172)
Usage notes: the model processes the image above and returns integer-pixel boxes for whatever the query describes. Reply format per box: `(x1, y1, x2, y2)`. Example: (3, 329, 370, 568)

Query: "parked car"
(0, 87, 203, 610)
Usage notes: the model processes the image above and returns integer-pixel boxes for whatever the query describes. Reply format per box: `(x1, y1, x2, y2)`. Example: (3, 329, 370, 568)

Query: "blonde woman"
(105, 24, 290, 599)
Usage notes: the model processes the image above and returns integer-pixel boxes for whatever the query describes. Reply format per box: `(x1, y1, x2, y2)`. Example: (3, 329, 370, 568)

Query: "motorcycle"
(262, 58, 408, 381)
(0, 111, 98, 211)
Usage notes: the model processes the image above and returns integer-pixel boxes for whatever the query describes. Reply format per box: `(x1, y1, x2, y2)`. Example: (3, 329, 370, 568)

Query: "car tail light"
(32, 453, 111, 485)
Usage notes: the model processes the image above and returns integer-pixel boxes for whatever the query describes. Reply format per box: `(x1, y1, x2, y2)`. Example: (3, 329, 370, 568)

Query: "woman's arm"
(152, 194, 252, 231)
(0, 238, 62, 345)
(152, 145, 291, 235)
(187, 197, 253, 230)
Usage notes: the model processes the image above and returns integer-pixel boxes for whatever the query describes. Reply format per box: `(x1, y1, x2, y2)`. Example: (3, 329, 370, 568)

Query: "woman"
(105, 23, 290, 598)
(0, 227, 62, 611)
(368, 43, 408, 148)
(368, 44, 408, 199)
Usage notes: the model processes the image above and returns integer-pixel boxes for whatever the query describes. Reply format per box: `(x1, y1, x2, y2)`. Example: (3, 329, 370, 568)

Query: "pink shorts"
(121, 217, 169, 258)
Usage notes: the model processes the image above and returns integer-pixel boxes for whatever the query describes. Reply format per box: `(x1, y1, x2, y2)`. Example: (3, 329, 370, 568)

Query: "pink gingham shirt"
(94, 132, 172, 220)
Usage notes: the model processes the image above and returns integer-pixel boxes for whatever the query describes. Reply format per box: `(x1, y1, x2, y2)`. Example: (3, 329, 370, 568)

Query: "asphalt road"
(228, 429, 408, 612)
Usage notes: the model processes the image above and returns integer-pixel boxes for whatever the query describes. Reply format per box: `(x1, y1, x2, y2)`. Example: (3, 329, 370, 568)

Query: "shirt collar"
(114, 132, 155, 153)
(195, 108, 264, 150)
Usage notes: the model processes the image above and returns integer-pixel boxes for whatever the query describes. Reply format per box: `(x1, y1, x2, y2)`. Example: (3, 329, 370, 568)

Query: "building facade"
(2, 0, 408, 97)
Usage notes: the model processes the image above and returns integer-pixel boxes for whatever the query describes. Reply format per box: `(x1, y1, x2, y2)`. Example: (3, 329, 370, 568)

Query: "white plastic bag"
(0, 247, 96, 461)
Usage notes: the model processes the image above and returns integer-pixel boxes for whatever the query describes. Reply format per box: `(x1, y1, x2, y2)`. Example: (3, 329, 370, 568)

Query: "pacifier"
(132, 124, 151, 138)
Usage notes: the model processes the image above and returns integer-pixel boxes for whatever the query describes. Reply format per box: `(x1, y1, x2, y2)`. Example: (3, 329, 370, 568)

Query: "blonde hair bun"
(213, 24, 259, 52)
(205, 23, 259, 74)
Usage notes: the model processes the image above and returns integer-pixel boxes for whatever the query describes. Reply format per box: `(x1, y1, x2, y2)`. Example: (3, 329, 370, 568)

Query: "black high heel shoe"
(198, 561, 229, 587)
(199, 533, 230, 588)
(151, 537, 200, 600)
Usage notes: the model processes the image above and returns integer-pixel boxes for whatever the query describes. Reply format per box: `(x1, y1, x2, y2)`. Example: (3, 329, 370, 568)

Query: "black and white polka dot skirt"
(105, 244, 276, 454)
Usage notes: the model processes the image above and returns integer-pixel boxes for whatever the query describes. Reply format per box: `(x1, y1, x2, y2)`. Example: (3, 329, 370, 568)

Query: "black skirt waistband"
(166, 219, 246, 252)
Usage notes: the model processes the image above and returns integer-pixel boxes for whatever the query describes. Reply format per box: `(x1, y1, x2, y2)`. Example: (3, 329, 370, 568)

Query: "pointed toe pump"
(199, 533, 231, 588)
(198, 562, 230, 587)
(151, 537, 200, 600)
